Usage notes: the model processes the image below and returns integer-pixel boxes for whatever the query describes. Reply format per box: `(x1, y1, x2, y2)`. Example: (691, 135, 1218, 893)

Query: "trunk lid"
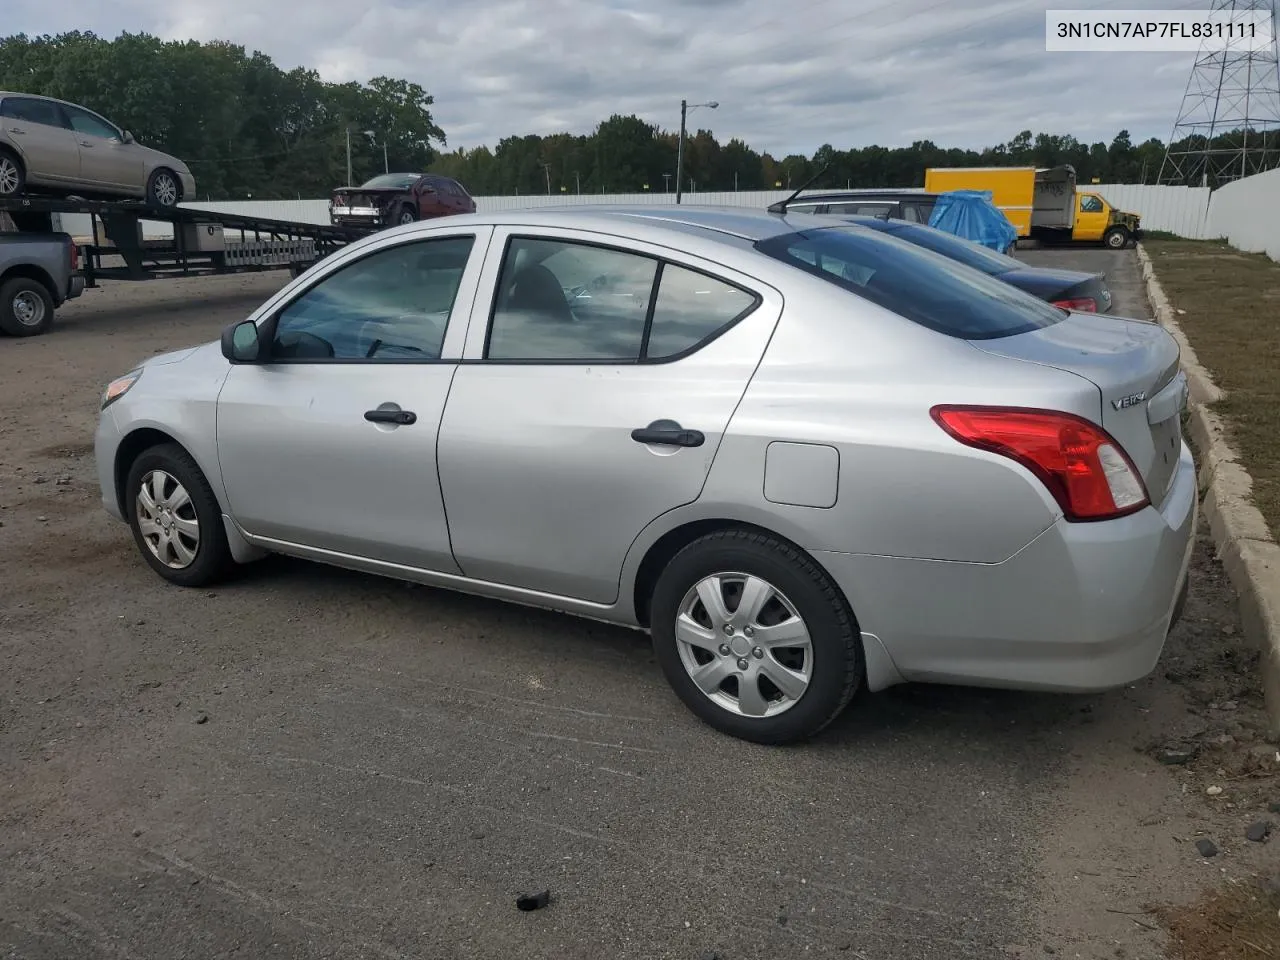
(970, 312, 1187, 505)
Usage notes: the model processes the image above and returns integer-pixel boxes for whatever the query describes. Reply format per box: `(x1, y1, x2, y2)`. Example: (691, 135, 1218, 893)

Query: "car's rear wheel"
(398, 205, 417, 225)
(0, 277, 54, 336)
(125, 443, 233, 587)
(1103, 226, 1129, 250)
(146, 168, 181, 209)
(649, 529, 864, 744)
(0, 149, 25, 197)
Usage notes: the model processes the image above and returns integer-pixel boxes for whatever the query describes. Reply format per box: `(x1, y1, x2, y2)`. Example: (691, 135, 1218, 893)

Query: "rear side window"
(755, 226, 1066, 340)
(1, 97, 68, 128)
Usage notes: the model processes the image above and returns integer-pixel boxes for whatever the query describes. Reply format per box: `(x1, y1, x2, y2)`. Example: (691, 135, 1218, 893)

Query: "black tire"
(0, 148, 25, 198)
(1103, 226, 1129, 250)
(397, 204, 418, 225)
(0, 276, 55, 337)
(125, 443, 234, 587)
(145, 168, 181, 209)
(649, 528, 864, 744)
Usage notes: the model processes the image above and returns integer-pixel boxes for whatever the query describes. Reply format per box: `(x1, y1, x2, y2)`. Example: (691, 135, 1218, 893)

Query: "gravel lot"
(1, 249, 1276, 960)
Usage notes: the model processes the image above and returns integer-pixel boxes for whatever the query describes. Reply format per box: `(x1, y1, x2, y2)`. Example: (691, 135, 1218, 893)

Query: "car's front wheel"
(398, 205, 418, 225)
(649, 529, 864, 744)
(125, 443, 233, 587)
(146, 168, 181, 209)
(1103, 226, 1130, 250)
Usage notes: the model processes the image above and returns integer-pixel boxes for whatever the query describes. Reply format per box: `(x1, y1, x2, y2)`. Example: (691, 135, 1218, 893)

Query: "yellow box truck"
(923, 165, 1142, 249)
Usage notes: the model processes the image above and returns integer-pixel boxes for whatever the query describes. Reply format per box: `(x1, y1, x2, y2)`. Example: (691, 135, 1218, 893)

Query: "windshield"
(360, 173, 421, 190)
(755, 225, 1067, 340)
(878, 222, 1025, 276)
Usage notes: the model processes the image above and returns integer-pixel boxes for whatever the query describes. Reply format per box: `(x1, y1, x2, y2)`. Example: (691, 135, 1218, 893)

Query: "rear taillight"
(1052, 297, 1097, 312)
(931, 405, 1149, 522)
(69, 241, 79, 270)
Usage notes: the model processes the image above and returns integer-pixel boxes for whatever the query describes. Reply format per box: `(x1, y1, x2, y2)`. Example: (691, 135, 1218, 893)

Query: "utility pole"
(345, 127, 352, 186)
(675, 98, 718, 204)
(540, 162, 551, 195)
(382, 141, 388, 174)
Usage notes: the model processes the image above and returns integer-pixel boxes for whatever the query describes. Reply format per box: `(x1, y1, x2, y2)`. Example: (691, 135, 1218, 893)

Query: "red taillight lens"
(931, 405, 1150, 522)
(69, 241, 79, 270)
(1051, 297, 1097, 312)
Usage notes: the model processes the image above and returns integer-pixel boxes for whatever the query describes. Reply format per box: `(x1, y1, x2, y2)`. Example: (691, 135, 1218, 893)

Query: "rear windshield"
(360, 174, 420, 190)
(879, 222, 1025, 276)
(754, 225, 1066, 340)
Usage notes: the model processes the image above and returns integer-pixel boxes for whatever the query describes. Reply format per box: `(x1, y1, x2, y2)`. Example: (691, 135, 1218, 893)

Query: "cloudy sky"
(5, 0, 1244, 154)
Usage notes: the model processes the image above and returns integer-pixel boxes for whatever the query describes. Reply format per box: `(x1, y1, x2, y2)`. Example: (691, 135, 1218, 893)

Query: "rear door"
(436, 228, 783, 604)
(0, 96, 80, 182)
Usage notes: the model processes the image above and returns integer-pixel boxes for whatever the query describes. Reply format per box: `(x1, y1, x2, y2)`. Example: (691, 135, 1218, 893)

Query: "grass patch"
(1143, 238, 1280, 538)
(1155, 880, 1280, 959)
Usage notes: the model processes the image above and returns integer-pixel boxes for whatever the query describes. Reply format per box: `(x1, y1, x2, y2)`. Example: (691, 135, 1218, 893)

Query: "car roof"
(456, 204, 863, 244)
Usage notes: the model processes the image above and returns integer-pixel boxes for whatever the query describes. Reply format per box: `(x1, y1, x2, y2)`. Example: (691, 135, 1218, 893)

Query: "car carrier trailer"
(0, 195, 375, 288)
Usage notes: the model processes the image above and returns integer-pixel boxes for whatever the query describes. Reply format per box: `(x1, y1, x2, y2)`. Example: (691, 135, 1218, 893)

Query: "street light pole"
(674, 99, 717, 205)
(345, 127, 352, 186)
(383, 141, 388, 173)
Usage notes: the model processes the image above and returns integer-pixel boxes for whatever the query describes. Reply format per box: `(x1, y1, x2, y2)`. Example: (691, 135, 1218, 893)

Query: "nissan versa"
(95, 206, 1195, 744)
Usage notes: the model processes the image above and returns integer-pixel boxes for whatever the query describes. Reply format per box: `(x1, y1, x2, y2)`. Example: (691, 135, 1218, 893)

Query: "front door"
(61, 103, 140, 190)
(1074, 192, 1108, 242)
(0, 96, 81, 182)
(436, 228, 783, 604)
(216, 228, 491, 571)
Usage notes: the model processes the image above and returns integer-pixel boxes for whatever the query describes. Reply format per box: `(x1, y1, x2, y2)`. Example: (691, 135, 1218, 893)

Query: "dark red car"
(329, 173, 476, 228)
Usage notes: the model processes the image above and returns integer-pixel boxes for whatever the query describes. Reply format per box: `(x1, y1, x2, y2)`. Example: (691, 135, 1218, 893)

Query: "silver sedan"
(0, 91, 195, 207)
(94, 206, 1196, 744)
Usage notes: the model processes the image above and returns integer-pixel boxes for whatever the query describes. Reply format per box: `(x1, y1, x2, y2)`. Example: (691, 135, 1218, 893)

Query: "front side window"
(270, 236, 475, 361)
(755, 225, 1066, 340)
(485, 237, 758, 362)
(63, 104, 120, 140)
(1080, 195, 1104, 213)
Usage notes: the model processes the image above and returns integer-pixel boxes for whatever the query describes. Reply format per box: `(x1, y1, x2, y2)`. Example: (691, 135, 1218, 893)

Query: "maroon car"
(329, 173, 476, 228)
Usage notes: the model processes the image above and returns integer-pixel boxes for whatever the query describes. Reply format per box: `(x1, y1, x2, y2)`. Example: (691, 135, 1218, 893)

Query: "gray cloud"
(4, 0, 1230, 154)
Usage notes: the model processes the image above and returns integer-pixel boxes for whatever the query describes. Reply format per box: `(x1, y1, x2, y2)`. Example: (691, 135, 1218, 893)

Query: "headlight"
(102, 369, 142, 409)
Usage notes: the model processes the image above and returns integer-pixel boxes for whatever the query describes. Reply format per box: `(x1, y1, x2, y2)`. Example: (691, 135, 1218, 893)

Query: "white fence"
(46, 181, 1246, 247)
(1208, 166, 1280, 261)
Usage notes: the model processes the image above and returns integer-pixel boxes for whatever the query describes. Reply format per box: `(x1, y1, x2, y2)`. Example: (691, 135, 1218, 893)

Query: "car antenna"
(767, 163, 831, 214)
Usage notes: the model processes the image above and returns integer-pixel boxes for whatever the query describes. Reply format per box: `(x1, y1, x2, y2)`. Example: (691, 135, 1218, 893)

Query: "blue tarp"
(926, 189, 1018, 253)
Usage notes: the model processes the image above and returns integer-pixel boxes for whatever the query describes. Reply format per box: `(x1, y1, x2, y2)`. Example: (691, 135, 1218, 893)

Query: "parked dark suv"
(330, 173, 476, 228)
(770, 189, 939, 224)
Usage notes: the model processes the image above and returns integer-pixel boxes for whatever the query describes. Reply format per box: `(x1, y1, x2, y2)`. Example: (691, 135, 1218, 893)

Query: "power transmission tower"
(1158, 0, 1280, 186)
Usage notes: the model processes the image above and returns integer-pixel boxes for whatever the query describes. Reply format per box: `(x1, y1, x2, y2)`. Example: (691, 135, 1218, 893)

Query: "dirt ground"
(1, 253, 1277, 959)
(1141, 239, 1280, 539)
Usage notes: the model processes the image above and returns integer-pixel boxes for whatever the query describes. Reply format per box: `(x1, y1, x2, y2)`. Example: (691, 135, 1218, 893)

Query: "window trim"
(256, 232, 481, 365)
(478, 233, 762, 365)
(62, 102, 123, 141)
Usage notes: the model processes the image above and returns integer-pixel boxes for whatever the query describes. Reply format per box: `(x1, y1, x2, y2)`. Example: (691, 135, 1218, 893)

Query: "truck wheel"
(0, 276, 55, 336)
(0, 149, 25, 197)
(397, 205, 418, 225)
(1103, 226, 1130, 250)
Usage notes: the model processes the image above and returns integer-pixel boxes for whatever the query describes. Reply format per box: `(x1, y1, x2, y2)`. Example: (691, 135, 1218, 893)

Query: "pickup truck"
(0, 230, 84, 336)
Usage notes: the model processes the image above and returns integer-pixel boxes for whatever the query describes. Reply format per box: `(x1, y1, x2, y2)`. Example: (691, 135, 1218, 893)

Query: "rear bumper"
(65, 272, 85, 302)
(816, 438, 1198, 693)
(330, 213, 388, 228)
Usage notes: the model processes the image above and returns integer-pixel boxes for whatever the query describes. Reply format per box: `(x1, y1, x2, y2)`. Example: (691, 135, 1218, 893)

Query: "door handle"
(364, 408, 417, 425)
(9, 127, 24, 135)
(631, 420, 704, 447)
(78, 140, 94, 147)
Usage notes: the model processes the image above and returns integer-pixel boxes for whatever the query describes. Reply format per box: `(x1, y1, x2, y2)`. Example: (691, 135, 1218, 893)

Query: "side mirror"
(222, 319, 263, 363)
(122, 130, 135, 144)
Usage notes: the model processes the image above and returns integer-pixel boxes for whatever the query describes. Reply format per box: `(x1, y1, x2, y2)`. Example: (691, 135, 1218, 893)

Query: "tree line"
(0, 31, 1259, 200)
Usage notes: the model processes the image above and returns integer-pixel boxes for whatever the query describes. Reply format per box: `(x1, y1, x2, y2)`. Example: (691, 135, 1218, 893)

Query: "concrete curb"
(1137, 243, 1280, 739)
